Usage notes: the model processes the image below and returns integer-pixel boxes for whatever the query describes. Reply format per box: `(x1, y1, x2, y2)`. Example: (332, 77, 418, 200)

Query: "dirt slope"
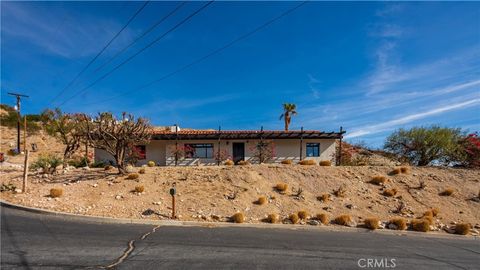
(1, 165, 479, 234)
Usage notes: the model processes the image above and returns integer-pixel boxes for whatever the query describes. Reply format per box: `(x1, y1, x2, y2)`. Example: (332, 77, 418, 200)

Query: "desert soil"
(1, 163, 479, 234)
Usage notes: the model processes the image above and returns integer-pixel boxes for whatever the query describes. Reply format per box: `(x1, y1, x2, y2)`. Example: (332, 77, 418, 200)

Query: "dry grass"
(275, 183, 288, 193)
(454, 223, 471, 235)
(439, 188, 454, 196)
(147, 161, 156, 167)
(298, 210, 309, 220)
(370, 176, 387, 185)
(256, 196, 267, 205)
(237, 160, 250, 166)
(319, 160, 332, 166)
(333, 185, 347, 197)
(232, 212, 245, 223)
(139, 168, 146, 174)
(317, 193, 331, 202)
(127, 173, 139, 180)
(316, 213, 329, 224)
(400, 166, 409, 174)
(364, 217, 380, 230)
(49, 188, 63, 198)
(383, 188, 397, 197)
(134, 185, 145, 193)
(281, 159, 293, 165)
(289, 213, 300, 224)
(389, 218, 407, 230)
(266, 213, 279, 223)
(334, 214, 352, 226)
(224, 160, 234, 166)
(390, 168, 401, 175)
(411, 219, 430, 232)
(298, 159, 316, 165)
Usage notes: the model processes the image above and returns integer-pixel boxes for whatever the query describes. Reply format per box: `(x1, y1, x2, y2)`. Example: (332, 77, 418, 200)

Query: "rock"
(388, 223, 398, 230)
(126, 165, 134, 173)
(346, 221, 357, 227)
(152, 201, 162, 205)
(14, 188, 22, 194)
(474, 224, 480, 229)
(211, 215, 220, 221)
(308, 220, 320, 226)
(115, 195, 122, 200)
(345, 204, 357, 209)
(91, 183, 98, 188)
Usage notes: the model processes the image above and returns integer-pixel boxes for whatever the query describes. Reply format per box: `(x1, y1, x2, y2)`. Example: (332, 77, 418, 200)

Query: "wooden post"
(23, 115, 27, 153)
(174, 124, 178, 166)
(217, 126, 221, 166)
(338, 126, 343, 166)
(299, 127, 304, 161)
(171, 195, 176, 219)
(259, 126, 264, 164)
(22, 150, 29, 193)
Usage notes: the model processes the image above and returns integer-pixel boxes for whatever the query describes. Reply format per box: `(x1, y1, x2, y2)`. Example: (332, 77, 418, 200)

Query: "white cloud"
(345, 99, 480, 138)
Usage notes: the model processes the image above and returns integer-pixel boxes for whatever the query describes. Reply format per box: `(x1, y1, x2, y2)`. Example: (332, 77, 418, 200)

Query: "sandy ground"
(1, 164, 479, 234)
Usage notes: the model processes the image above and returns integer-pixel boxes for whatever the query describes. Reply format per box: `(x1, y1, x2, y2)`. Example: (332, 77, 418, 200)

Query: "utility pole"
(7, 92, 29, 153)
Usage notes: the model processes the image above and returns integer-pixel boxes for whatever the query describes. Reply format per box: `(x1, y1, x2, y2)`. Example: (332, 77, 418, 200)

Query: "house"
(94, 126, 345, 166)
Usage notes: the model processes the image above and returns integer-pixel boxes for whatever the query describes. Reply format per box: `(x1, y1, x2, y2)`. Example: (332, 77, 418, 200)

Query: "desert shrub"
(49, 188, 63, 198)
(224, 159, 234, 166)
(383, 188, 397, 197)
(422, 214, 434, 226)
(31, 154, 63, 174)
(1, 183, 16, 192)
(147, 161, 156, 167)
(334, 214, 352, 226)
(249, 140, 275, 163)
(266, 213, 279, 223)
(281, 159, 293, 165)
(298, 210, 309, 220)
(431, 207, 440, 217)
(317, 193, 331, 202)
(67, 156, 90, 168)
(289, 213, 300, 224)
(389, 218, 407, 230)
(138, 168, 146, 174)
(390, 168, 401, 175)
(232, 212, 245, 223)
(400, 166, 409, 174)
(439, 188, 454, 196)
(275, 183, 288, 193)
(316, 213, 329, 224)
(134, 185, 145, 193)
(411, 219, 430, 232)
(237, 160, 250, 166)
(333, 185, 347, 197)
(299, 159, 316, 165)
(91, 160, 107, 168)
(364, 217, 380, 230)
(256, 196, 267, 205)
(454, 223, 471, 235)
(127, 173, 139, 180)
(319, 160, 332, 166)
(370, 176, 387, 185)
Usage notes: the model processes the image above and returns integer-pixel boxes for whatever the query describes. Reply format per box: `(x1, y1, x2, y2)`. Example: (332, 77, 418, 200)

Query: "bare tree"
(83, 112, 151, 174)
(41, 108, 84, 167)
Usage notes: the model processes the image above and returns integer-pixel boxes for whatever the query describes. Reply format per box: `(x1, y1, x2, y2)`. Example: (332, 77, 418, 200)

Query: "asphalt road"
(1, 206, 479, 270)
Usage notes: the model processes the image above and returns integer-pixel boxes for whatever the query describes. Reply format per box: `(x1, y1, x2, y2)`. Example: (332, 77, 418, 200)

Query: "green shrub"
(147, 161, 156, 167)
(67, 156, 90, 168)
(31, 154, 62, 174)
(91, 160, 107, 168)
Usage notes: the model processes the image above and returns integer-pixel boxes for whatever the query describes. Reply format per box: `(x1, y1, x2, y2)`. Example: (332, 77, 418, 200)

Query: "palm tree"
(279, 103, 297, 131)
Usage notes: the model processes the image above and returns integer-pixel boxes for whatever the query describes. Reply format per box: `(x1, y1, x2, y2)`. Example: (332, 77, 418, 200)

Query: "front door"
(232, 143, 245, 164)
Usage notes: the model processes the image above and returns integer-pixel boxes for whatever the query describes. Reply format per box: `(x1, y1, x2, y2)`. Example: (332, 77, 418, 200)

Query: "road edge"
(1, 199, 476, 240)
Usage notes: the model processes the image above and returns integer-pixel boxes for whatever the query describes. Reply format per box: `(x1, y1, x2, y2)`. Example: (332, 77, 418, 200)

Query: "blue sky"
(1, 1, 479, 147)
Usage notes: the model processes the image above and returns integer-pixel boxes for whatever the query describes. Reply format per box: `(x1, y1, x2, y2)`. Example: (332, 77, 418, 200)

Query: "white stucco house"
(94, 126, 345, 166)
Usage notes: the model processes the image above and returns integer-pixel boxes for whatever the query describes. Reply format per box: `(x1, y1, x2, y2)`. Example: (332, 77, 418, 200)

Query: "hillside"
(1, 165, 479, 234)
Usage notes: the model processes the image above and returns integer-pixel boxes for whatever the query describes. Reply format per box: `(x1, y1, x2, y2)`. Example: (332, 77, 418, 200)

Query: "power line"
(50, 1, 150, 105)
(56, 1, 214, 107)
(82, 1, 308, 106)
(94, 1, 187, 73)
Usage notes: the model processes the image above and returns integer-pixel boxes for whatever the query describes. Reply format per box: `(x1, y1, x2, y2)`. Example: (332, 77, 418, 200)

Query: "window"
(185, 144, 214, 158)
(306, 143, 320, 157)
(134, 145, 146, 160)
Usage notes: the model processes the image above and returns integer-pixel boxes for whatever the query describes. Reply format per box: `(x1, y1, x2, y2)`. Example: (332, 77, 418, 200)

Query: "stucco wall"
(94, 139, 337, 166)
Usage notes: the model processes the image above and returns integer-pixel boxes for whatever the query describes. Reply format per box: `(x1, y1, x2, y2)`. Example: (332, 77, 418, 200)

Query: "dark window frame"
(134, 145, 146, 160)
(306, 143, 320, 157)
(185, 143, 214, 158)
